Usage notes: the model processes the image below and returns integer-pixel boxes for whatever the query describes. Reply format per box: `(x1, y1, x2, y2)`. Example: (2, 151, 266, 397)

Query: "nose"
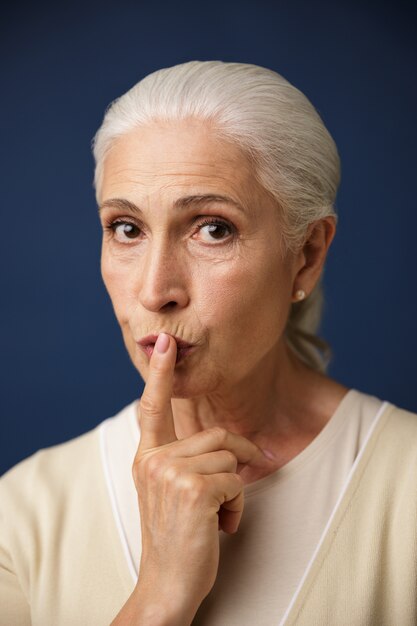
(138, 239, 190, 312)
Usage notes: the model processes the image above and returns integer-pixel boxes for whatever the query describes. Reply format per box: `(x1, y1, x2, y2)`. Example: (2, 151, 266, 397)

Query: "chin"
(128, 353, 207, 397)
(173, 366, 218, 399)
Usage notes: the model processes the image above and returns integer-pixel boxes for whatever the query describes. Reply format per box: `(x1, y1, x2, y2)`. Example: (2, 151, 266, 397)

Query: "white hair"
(92, 61, 341, 372)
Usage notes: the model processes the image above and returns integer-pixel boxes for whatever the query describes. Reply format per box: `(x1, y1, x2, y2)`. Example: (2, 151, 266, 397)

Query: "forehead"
(100, 119, 266, 208)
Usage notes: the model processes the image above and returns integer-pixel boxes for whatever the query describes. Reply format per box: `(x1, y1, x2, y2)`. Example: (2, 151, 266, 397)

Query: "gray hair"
(92, 61, 340, 372)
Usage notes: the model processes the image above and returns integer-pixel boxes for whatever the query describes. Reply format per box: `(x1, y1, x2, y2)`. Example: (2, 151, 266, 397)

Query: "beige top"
(1, 391, 417, 626)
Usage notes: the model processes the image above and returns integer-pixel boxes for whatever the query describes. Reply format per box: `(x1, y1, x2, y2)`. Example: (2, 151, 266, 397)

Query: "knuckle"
(234, 472, 245, 486)
(179, 473, 206, 500)
(207, 426, 228, 444)
(132, 451, 165, 483)
(139, 395, 161, 418)
(145, 453, 166, 480)
(163, 464, 181, 485)
(222, 450, 237, 466)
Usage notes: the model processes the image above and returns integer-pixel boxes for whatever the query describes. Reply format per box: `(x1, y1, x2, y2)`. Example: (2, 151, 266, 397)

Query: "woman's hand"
(111, 332, 268, 625)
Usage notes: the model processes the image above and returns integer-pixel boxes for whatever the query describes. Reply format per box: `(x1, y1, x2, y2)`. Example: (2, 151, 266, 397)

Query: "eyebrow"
(98, 194, 246, 215)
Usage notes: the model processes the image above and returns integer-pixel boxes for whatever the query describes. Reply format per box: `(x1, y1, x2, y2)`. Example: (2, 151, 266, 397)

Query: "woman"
(1, 61, 416, 626)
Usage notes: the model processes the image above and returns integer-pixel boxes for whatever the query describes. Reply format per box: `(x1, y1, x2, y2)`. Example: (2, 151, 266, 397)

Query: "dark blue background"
(1, 0, 416, 476)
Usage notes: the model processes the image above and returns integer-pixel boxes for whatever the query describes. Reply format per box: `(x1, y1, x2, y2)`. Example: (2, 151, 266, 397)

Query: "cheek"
(192, 253, 291, 349)
(101, 251, 134, 324)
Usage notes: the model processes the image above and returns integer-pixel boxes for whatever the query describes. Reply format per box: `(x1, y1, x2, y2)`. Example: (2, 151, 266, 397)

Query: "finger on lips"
(138, 333, 178, 450)
(134, 333, 264, 537)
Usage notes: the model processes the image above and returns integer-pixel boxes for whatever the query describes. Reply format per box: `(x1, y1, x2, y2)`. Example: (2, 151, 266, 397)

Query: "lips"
(137, 334, 195, 364)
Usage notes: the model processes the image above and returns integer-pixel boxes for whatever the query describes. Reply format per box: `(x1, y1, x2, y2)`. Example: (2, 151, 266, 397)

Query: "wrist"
(134, 601, 191, 626)
(115, 582, 196, 626)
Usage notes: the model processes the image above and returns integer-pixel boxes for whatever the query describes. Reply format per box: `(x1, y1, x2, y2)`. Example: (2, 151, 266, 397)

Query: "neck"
(171, 340, 345, 474)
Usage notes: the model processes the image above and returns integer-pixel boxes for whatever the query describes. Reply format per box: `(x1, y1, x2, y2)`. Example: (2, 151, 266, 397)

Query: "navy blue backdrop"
(1, 0, 416, 476)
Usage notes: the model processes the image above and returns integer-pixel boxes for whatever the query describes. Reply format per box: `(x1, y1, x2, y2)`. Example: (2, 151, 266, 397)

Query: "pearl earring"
(294, 289, 306, 301)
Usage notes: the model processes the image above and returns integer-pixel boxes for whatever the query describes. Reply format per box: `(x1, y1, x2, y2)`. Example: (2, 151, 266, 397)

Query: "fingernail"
(155, 333, 170, 354)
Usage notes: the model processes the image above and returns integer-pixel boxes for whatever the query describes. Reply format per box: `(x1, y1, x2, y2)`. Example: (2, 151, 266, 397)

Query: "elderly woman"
(1, 61, 416, 626)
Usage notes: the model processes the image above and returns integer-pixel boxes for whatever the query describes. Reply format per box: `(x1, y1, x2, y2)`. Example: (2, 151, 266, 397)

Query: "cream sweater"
(100, 389, 384, 624)
(1, 396, 417, 625)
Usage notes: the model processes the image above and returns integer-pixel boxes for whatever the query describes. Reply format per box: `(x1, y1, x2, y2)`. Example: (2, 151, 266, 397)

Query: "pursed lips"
(137, 334, 196, 363)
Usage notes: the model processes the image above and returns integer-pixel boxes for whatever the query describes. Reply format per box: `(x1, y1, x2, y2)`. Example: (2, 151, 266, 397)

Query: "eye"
(196, 218, 234, 243)
(108, 220, 142, 243)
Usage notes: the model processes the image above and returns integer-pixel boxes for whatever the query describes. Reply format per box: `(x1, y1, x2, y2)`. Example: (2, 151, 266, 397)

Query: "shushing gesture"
(113, 332, 269, 625)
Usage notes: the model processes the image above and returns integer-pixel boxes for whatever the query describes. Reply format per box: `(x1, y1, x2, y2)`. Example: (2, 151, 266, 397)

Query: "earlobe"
(293, 289, 306, 302)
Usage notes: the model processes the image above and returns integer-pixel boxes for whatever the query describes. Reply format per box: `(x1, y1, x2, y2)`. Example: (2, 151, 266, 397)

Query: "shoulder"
(381, 403, 417, 474)
(0, 400, 137, 519)
(352, 388, 417, 440)
(353, 390, 417, 457)
(380, 401, 417, 442)
(0, 403, 138, 616)
(360, 400, 417, 491)
(1, 424, 97, 504)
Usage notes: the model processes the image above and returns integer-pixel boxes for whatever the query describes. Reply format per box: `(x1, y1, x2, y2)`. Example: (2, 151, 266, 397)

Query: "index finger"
(138, 333, 178, 450)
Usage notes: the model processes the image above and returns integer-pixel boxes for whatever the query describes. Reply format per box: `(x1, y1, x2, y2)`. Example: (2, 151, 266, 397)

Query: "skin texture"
(100, 119, 349, 624)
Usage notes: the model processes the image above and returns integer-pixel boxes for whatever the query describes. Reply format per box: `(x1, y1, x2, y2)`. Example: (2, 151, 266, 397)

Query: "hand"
(128, 332, 268, 623)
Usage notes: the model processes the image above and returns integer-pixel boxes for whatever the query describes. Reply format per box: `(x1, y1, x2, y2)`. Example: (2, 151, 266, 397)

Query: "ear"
(291, 217, 337, 302)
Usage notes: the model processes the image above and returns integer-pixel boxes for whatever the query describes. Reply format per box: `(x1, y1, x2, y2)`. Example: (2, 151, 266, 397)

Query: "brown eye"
(198, 219, 234, 243)
(205, 223, 229, 239)
(111, 221, 141, 243)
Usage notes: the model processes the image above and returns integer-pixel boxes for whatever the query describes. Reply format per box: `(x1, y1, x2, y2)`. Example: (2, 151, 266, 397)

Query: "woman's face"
(99, 119, 302, 397)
